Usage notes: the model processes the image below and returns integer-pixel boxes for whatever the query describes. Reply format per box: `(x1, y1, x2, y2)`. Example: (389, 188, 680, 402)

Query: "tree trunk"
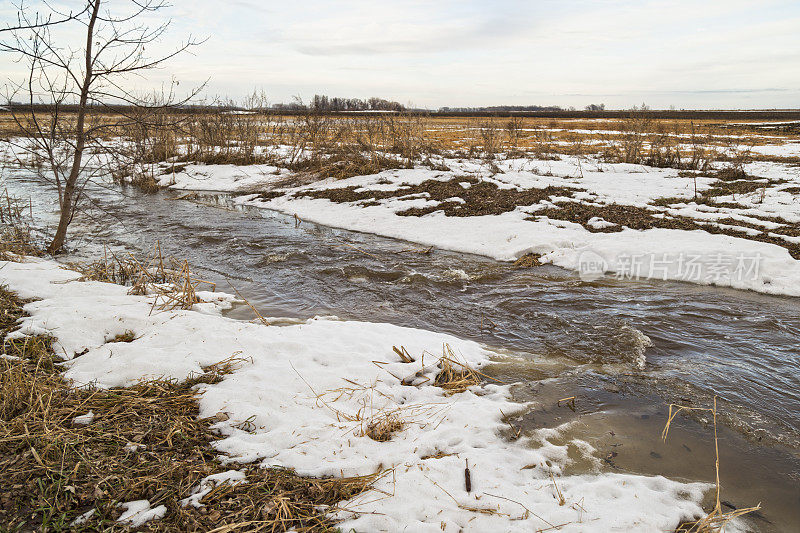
(46, 0, 100, 255)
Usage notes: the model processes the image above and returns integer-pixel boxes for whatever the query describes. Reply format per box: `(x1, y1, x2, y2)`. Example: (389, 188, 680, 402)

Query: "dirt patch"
(704, 180, 766, 197)
(279, 176, 581, 217)
(529, 202, 800, 258)
(532, 202, 699, 233)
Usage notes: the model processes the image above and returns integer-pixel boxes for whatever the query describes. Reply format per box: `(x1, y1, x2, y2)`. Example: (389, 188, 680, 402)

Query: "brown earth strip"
(528, 202, 800, 258)
(268, 176, 581, 217)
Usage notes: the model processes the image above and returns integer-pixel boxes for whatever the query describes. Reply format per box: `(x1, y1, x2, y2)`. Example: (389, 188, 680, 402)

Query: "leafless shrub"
(504, 116, 524, 149)
(1, 0, 202, 253)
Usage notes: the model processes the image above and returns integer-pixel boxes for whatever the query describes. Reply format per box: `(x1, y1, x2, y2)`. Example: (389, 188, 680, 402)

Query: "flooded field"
(3, 165, 799, 531)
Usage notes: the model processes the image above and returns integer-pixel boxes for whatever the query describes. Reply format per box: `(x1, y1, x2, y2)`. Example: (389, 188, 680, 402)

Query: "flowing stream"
(3, 167, 799, 531)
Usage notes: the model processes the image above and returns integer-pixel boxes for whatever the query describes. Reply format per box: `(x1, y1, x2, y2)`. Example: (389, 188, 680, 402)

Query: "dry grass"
(69, 242, 216, 311)
(662, 397, 761, 532)
(388, 343, 488, 395)
(5, 109, 797, 190)
(0, 189, 43, 259)
(362, 412, 405, 442)
(0, 284, 377, 532)
(107, 330, 136, 343)
(513, 253, 542, 268)
(432, 344, 482, 395)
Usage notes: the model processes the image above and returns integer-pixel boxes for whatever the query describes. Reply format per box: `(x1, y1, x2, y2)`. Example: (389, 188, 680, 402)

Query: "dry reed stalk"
(433, 344, 482, 395)
(69, 241, 216, 312)
(662, 397, 761, 532)
(0, 189, 42, 258)
(306, 373, 449, 444)
(392, 345, 415, 363)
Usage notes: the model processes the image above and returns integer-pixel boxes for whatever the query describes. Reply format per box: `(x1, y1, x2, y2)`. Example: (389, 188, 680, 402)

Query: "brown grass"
(107, 330, 137, 343)
(8, 109, 795, 188)
(362, 412, 405, 442)
(0, 189, 43, 259)
(0, 284, 377, 532)
(432, 344, 482, 395)
(68, 242, 217, 311)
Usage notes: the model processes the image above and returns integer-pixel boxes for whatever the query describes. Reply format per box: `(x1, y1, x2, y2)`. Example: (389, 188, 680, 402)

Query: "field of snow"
(0, 256, 717, 532)
(163, 154, 800, 296)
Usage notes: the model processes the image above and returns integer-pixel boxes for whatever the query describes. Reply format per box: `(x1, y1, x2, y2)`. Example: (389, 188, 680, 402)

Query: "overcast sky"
(2, 0, 799, 109)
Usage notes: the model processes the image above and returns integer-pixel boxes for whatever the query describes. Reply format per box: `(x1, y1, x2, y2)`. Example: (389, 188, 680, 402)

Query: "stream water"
(3, 167, 799, 531)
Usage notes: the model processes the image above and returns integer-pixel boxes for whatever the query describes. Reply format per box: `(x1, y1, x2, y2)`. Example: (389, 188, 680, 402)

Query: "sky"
(1, 0, 799, 110)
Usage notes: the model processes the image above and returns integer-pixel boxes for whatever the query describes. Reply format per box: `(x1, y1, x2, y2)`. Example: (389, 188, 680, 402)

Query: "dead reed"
(662, 397, 761, 532)
(69, 241, 216, 311)
(0, 189, 43, 258)
(432, 344, 482, 395)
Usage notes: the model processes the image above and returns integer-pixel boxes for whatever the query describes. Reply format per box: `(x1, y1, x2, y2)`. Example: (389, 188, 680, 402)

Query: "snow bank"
(159, 163, 291, 192)
(0, 257, 714, 531)
(227, 158, 799, 297)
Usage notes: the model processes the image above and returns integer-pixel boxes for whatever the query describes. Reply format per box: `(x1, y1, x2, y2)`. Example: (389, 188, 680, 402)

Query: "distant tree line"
(438, 104, 608, 113)
(439, 105, 566, 113)
(308, 95, 404, 112)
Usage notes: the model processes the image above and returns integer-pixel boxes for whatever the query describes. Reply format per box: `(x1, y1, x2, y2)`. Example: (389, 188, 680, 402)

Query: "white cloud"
(1, 0, 799, 108)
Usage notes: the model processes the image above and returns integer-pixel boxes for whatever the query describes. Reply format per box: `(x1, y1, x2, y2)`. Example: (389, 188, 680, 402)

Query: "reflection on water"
(502, 370, 800, 533)
(3, 168, 800, 530)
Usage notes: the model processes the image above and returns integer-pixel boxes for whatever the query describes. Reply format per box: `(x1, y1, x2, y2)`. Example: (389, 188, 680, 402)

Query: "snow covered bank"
(0, 256, 715, 532)
(158, 163, 291, 192)
(207, 156, 800, 297)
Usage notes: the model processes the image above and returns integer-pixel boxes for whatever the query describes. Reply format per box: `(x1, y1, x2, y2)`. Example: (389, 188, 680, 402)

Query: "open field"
(2, 109, 797, 530)
(4, 109, 800, 294)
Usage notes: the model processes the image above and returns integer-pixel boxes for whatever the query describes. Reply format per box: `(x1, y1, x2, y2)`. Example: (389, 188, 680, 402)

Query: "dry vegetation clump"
(362, 412, 406, 442)
(599, 116, 719, 171)
(174, 110, 432, 181)
(663, 398, 761, 533)
(69, 242, 216, 311)
(432, 345, 482, 395)
(107, 329, 137, 343)
(379, 344, 487, 403)
(0, 190, 44, 259)
(112, 105, 184, 192)
(0, 285, 377, 531)
(311, 382, 411, 443)
(512, 253, 543, 268)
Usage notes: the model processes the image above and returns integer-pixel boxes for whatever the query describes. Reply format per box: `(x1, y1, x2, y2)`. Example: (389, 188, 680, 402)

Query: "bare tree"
(1, 0, 202, 253)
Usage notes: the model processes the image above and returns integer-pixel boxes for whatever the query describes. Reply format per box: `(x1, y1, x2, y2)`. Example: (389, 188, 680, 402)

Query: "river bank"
(1, 253, 727, 531)
(2, 141, 799, 530)
(159, 153, 800, 297)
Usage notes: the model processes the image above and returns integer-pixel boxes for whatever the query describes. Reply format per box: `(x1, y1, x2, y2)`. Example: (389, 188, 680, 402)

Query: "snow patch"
(117, 500, 166, 527)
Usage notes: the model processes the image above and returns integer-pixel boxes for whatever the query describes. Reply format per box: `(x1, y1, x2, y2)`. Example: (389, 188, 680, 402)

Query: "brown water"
(3, 167, 799, 530)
